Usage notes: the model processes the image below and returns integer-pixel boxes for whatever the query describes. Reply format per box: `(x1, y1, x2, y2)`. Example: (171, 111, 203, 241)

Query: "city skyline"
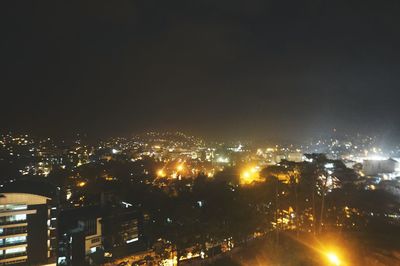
(2, 1, 400, 265)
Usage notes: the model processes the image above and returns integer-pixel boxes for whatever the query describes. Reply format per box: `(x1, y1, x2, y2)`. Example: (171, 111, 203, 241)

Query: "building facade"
(0, 193, 57, 265)
(57, 207, 103, 266)
(57, 204, 145, 265)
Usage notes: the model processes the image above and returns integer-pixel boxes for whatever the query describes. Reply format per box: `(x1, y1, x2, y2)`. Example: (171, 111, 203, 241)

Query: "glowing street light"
(176, 164, 184, 172)
(157, 169, 166, 178)
(243, 171, 251, 179)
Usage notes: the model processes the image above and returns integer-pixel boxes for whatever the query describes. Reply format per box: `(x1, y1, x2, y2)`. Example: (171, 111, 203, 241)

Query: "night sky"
(2, 1, 400, 141)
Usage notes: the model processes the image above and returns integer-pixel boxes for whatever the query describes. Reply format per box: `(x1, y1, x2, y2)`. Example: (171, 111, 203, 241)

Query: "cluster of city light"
(240, 165, 264, 185)
(216, 156, 229, 163)
(156, 162, 186, 179)
(155, 161, 216, 180)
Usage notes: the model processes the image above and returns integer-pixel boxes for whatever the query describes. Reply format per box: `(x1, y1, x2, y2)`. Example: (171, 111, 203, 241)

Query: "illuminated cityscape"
(3, 0, 400, 265)
(0, 131, 399, 265)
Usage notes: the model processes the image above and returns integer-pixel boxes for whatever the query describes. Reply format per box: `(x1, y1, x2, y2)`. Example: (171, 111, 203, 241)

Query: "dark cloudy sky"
(2, 0, 400, 141)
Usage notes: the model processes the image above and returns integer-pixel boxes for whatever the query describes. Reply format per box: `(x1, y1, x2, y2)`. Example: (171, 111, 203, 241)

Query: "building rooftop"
(0, 178, 58, 199)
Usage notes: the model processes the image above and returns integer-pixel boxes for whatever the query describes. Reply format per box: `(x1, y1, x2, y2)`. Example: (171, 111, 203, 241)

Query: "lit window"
(14, 214, 27, 222)
(57, 256, 67, 264)
(6, 205, 27, 211)
(5, 236, 26, 245)
(0, 205, 28, 211)
(0, 214, 27, 224)
(5, 246, 26, 254)
(126, 238, 138, 244)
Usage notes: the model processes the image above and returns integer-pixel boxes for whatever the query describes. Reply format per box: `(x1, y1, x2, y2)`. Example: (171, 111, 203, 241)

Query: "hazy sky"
(2, 0, 400, 141)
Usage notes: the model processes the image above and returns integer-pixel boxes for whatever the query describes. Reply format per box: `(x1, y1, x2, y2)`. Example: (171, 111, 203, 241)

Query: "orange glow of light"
(176, 164, 184, 172)
(77, 181, 86, 187)
(326, 252, 341, 265)
(240, 166, 264, 185)
(157, 169, 166, 178)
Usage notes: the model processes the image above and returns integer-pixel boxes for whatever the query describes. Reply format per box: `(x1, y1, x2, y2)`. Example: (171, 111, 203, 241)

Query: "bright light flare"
(176, 164, 184, 172)
(326, 252, 341, 266)
(240, 166, 264, 185)
(157, 169, 166, 178)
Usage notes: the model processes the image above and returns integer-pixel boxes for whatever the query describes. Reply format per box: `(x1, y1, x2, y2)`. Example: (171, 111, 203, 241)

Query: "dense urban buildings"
(0, 131, 399, 265)
(4, 1, 400, 264)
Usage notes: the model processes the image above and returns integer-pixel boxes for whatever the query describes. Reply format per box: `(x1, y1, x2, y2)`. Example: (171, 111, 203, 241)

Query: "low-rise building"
(57, 204, 145, 265)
